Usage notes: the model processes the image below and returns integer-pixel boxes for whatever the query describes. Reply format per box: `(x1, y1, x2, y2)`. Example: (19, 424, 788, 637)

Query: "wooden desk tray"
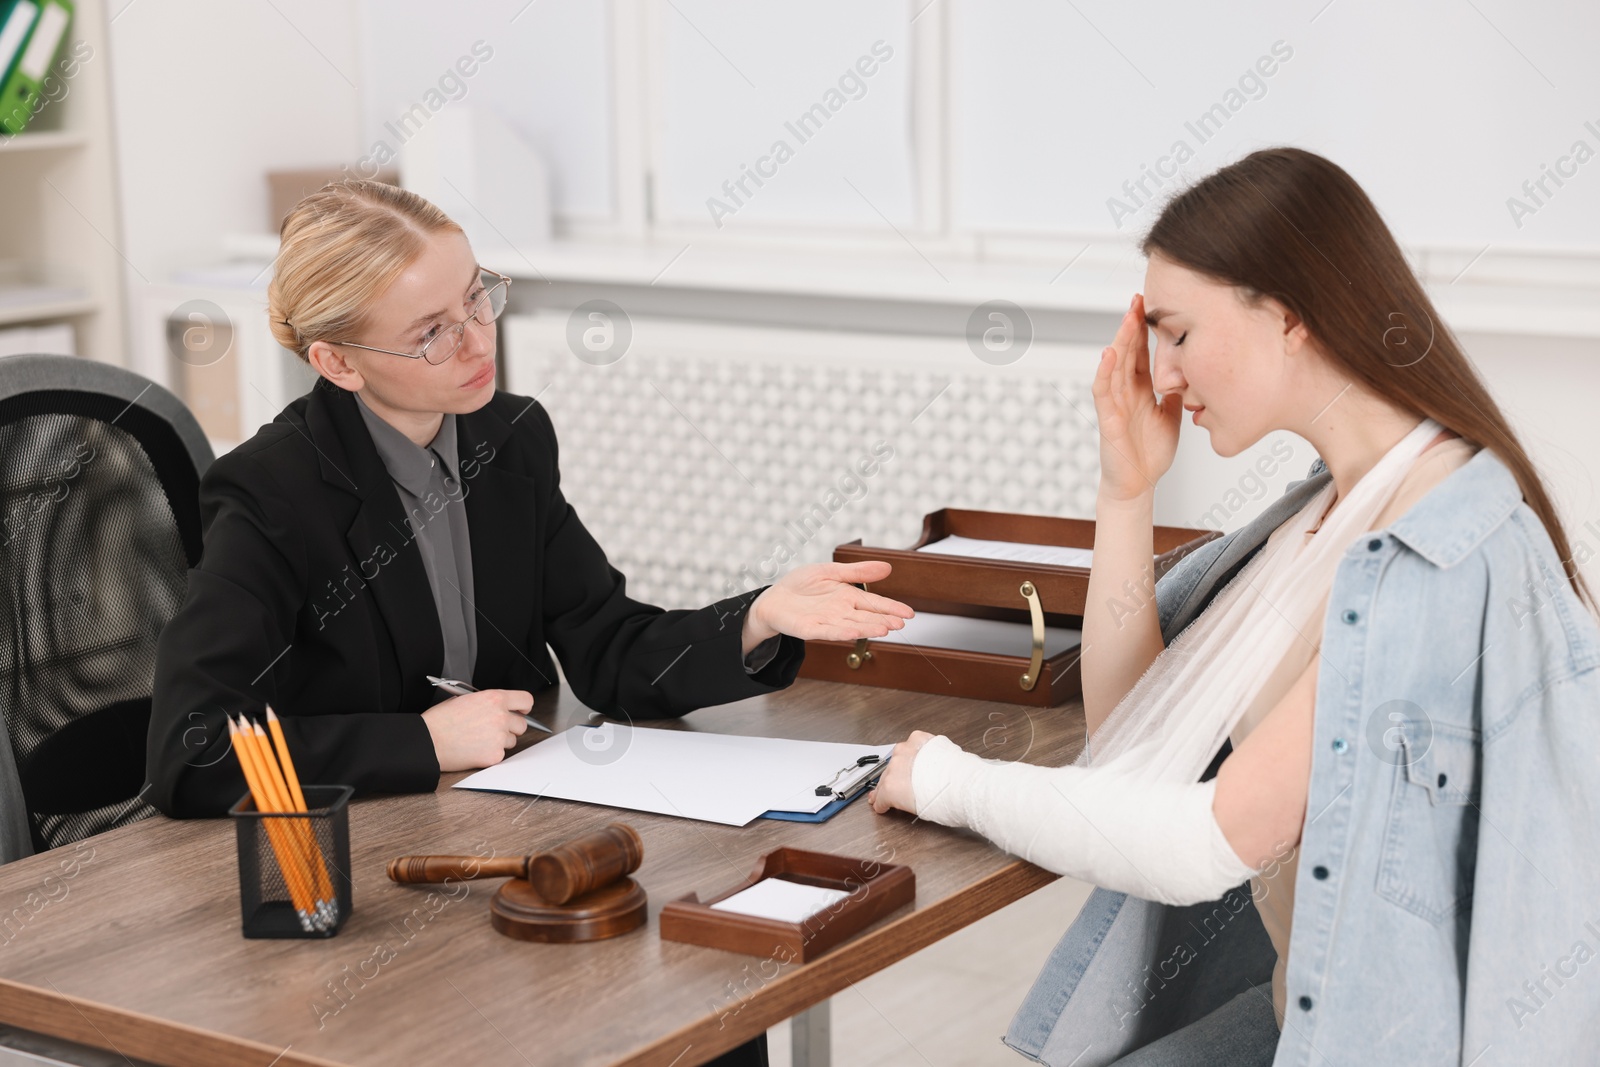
(659, 847, 915, 963)
(799, 507, 1222, 707)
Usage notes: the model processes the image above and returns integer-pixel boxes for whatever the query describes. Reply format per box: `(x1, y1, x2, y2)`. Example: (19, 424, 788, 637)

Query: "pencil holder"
(229, 784, 354, 939)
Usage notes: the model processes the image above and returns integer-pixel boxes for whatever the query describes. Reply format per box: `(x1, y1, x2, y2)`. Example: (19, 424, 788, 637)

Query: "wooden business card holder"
(798, 507, 1222, 706)
(659, 846, 914, 962)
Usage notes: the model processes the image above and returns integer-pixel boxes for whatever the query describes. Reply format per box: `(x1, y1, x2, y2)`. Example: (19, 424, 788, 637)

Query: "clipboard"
(455, 724, 894, 827)
(761, 754, 888, 823)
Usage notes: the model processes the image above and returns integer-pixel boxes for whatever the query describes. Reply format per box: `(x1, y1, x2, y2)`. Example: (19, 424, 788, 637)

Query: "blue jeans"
(1107, 982, 1280, 1066)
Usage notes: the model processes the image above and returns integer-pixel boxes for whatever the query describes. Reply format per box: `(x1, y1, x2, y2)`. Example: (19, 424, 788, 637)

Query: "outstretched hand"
(743, 560, 914, 651)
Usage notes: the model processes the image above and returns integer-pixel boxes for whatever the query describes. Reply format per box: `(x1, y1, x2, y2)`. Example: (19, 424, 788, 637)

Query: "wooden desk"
(0, 680, 1084, 1067)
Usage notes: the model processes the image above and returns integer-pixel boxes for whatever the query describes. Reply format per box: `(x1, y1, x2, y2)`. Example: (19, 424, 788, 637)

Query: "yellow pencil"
(228, 716, 316, 931)
(254, 716, 334, 918)
(239, 717, 325, 928)
(264, 708, 336, 908)
(264, 707, 307, 808)
(232, 715, 317, 929)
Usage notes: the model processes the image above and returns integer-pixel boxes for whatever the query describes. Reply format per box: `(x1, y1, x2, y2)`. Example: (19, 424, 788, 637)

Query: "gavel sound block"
(387, 822, 647, 942)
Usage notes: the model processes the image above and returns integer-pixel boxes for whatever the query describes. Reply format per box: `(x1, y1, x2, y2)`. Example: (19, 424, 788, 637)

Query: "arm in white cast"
(910, 735, 1257, 907)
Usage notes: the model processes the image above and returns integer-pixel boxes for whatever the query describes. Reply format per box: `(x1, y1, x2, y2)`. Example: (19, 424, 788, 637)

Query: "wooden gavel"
(387, 823, 643, 905)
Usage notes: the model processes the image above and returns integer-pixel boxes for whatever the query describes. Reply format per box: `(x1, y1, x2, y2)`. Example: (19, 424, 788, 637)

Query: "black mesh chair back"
(0, 355, 213, 852)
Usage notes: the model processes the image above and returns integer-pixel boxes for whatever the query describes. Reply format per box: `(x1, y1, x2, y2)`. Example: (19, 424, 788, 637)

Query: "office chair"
(0, 354, 213, 856)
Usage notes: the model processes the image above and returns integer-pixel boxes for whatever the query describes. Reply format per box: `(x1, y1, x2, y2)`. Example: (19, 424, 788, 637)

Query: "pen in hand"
(426, 675, 553, 734)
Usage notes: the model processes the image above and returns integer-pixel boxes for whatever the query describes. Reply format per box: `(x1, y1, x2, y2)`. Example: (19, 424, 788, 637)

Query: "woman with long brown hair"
(870, 147, 1600, 1065)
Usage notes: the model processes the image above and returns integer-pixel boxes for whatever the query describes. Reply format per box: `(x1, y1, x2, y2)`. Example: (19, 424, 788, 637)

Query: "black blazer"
(147, 377, 804, 817)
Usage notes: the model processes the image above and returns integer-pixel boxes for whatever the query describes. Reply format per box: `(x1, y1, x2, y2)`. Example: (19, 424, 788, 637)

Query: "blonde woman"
(147, 180, 913, 825)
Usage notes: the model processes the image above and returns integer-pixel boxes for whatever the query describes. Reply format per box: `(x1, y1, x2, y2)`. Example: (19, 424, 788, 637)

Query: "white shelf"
(0, 130, 89, 154)
(485, 238, 1600, 341)
(217, 229, 1600, 340)
(0, 297, 95, 325)
(0, 0, 126, 363)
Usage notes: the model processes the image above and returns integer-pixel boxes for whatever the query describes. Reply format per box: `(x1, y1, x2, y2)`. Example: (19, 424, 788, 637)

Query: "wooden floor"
(768, 876, 1095, 1067)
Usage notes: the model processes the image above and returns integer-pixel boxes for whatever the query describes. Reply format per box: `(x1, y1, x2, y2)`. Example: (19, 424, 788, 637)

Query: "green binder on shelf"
(0, 0, 72, 136)
(0, 0, 40, 131)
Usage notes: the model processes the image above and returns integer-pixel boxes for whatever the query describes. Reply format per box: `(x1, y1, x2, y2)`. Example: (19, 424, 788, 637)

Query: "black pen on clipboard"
(426, 675, 553, 734)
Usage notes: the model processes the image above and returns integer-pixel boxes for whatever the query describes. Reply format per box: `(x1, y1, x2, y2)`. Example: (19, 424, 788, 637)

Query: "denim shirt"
(1003, 448, 1600, 1066)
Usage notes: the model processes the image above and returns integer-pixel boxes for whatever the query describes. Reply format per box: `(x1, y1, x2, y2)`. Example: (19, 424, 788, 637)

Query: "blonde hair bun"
(267, 180, 462, 360)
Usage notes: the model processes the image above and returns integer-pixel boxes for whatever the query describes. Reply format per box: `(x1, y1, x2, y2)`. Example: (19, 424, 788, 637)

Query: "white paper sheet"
(709, 878, 850, 924)
(918, 535, 1093, 569)
(453, 724, 895, 827)
(879, 611, 1082, 658)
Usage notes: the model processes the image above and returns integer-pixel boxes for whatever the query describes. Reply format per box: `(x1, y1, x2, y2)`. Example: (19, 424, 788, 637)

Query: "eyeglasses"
(330, 268, 511, 366)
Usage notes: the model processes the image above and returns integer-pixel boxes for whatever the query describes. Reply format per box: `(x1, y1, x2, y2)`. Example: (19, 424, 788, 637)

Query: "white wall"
(105, 1, 1600, 266)
(951, 0, 1600, 248)
(1465, 331, 1600, 548)
(358, 0, 613, 222)
(107, 0, 362, 283)
(101, 0, 1600, 596)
